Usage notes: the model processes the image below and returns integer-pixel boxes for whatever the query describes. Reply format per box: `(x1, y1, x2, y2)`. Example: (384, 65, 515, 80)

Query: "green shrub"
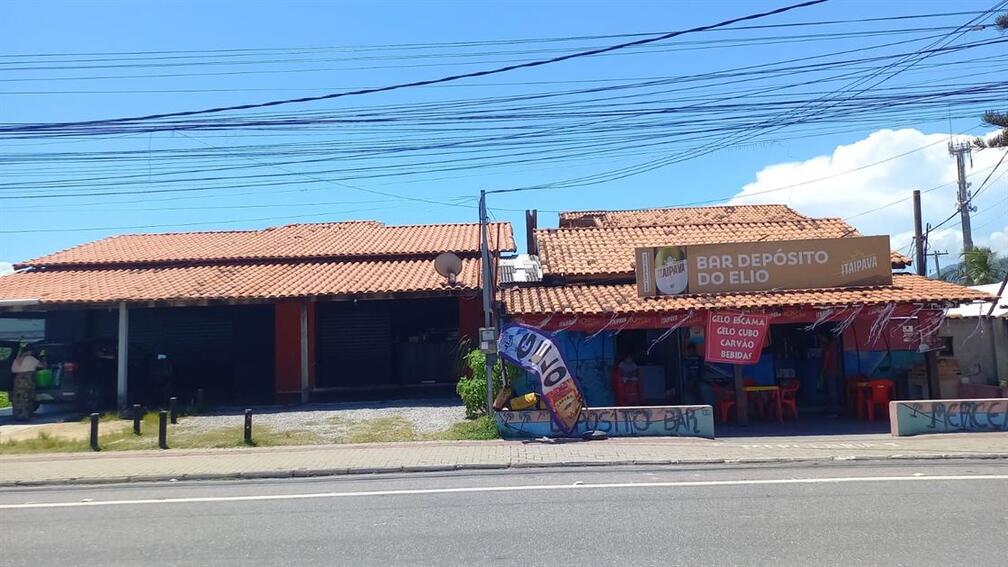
(456, 348, 506, 419)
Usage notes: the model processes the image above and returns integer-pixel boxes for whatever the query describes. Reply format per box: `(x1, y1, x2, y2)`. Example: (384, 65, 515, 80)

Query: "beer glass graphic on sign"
(654, 246, 688, 295)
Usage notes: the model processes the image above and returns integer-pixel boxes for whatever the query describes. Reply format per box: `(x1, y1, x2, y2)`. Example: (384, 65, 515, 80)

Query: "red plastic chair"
(864, 380, 895, 422)
(712, 384, 737, 423)
(611, 367, 641, 406)
(780, 379, 800, 420)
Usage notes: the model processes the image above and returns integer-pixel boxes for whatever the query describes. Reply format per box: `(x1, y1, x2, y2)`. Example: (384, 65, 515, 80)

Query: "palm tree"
(974, 111, 1008, 149)
(955, 247, 1005, 286)
(973, 15, 1008, 148)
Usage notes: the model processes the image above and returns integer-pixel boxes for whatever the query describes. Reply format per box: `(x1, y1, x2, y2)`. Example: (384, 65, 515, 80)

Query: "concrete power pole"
(948, 141, 975, 253)
(930, 250, 949, 278)
(912, 190, 926, 276)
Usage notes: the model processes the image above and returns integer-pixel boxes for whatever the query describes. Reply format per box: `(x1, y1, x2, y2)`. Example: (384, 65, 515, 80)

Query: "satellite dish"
(434, 252, 464, 285)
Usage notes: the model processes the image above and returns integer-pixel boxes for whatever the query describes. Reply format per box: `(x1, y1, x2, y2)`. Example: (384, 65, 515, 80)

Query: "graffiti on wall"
(496, 405, 715, 439)
(892, 399, 1008, 436)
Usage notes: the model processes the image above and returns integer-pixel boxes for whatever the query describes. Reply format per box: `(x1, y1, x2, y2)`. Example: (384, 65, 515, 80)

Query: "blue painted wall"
(509, 330, 616, 407)
(891, 399, 1008, 436)
(843, 350, 923, 378)
(496, 405, 716, 439)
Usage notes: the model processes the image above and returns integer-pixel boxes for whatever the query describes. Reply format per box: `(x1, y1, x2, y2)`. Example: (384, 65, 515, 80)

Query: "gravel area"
(173, 399, 467, 441)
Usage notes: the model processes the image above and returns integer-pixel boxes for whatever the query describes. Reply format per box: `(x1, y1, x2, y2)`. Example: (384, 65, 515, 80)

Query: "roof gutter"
(0, 299, 40, 307)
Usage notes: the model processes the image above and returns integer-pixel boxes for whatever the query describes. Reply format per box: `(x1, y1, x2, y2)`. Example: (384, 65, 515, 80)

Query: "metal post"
(169, 396, 178, 424)
(244, 409, 253, 446)
(988, 271, 1008, 318)
(196, 388, 205, 411)
(912, 190, 926, 276)
(931, 249, 948, 278)
(132, 404, 142, 436)
(299, 301, 310, 404)
(949, 142, 974, 255)
(116, 302, 129, 410)
(158, 410, 168, 449)
(89, 413, 100, 451)
(925, 351, 941, 400)
(479, 190, 495, 415)
(733, 365, 748, 426)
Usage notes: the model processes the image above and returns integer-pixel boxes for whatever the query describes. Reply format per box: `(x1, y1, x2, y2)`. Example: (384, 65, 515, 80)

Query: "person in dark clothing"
(820, 334, 842, 416)
(684, 343, 706, 404)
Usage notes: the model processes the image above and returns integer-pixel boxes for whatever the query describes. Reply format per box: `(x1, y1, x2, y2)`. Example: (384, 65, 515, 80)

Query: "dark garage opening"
(47, 305, 275, 407)
(315, 298, 460, 398)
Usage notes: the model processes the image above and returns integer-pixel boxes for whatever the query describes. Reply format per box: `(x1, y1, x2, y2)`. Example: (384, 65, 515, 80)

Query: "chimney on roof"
(525, 209, 538, 256)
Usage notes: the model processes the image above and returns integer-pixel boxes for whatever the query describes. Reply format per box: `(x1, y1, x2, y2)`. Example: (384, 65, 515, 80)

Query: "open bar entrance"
(506, 308, 942, 435)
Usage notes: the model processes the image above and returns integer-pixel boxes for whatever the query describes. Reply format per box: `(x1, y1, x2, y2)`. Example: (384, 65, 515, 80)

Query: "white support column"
(300, 301, 309, 404)
(117, 302, 129, 410)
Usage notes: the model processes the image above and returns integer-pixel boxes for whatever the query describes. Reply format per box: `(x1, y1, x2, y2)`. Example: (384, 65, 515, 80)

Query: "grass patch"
(0, 431, 89, 453)
(342, 415, 500, 443)
(1, 414, 320, 454)
(0, 391, 8, 408)
(1, 413, 499, 454)
(434, 416, 500, 441)
(344, 417, 419, 444)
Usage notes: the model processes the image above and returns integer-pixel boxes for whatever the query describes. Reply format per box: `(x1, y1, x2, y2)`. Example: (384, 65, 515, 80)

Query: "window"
(938, 336, 954, 357)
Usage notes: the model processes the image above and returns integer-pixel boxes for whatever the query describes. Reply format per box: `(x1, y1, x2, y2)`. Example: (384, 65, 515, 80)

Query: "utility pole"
(930, 249, 949, 278)
(913, 189, 940, 399)
(949, 141, 975, 254)
(478, 190, 497, 416)
(912, 190, 926, 276)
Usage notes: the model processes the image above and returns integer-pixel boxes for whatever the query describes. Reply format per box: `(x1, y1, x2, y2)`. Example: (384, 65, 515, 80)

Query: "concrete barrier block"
(495, 405, 715, 439)
(890, 399, 1008, 436)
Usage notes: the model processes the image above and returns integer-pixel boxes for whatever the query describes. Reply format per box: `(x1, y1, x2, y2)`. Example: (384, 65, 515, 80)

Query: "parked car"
(0, 338, 173, 415)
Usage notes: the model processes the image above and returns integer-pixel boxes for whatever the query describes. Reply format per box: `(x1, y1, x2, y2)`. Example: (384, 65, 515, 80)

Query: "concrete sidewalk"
(3, 432, 1008, 486)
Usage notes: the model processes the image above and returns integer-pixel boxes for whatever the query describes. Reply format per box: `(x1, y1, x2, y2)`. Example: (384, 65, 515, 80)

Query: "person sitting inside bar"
(614, 352, 642, 406)
(684, 343, 706, 404)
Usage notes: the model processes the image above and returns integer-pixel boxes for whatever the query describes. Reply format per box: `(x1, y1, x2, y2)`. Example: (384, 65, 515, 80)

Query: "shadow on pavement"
(715, 416, 891, 438)
(0, 404, 83, 427)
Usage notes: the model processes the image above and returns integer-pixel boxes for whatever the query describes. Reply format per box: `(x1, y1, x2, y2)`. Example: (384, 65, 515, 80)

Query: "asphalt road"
(1, 462, 1006, 566)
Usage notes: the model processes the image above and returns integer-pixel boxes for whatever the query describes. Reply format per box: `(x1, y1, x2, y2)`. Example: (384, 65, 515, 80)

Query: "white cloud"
(0, 262, 12, 275)
(988, 225, 1008, 254)
(730, 128, 1007, 261)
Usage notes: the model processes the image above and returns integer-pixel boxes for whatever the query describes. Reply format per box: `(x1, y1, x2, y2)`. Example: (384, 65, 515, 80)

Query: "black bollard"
(89, 413, 100, 451)
(132, 404, 142, 436)
(244, 409, 253, 446)
(158, 410, 168, 449)
(169, 397, 178, 424)
(196, 388, 205, 412)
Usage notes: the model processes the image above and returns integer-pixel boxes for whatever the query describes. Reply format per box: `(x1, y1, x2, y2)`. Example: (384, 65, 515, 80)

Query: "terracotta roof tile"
(0, 258, 482, 305)
(20, 221, 515, 268)
(537, 218, 858, 278)
(891, 250, 912, 267)
(502, 274, 993, 316)
(558, 204, 807, 228)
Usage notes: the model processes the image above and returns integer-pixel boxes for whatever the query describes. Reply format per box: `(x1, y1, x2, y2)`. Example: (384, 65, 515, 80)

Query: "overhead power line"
(0, 0, 830, 135)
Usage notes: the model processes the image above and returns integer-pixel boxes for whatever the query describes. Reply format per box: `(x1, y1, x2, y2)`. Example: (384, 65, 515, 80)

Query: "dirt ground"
(0, 420, 131, 443)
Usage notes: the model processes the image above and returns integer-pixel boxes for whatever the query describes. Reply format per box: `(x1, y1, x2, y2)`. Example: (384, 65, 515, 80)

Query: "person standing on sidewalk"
(10, 344, 44, 421)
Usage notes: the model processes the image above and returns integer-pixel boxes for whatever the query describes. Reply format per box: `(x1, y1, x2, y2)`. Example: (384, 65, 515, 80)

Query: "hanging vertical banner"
(704, 312, 770, 365)
(498, 324, 585, 434)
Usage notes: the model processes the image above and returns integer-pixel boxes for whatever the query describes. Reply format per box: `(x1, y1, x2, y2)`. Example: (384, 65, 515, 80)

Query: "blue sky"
(2, 0, 1007, 267)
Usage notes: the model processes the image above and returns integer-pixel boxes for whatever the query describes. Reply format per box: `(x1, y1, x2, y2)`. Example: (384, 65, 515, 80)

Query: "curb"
(2, 452, 1007, 488)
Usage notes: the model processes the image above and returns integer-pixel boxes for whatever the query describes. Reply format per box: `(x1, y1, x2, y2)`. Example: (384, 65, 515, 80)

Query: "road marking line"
(2, 474, 1006, 510)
